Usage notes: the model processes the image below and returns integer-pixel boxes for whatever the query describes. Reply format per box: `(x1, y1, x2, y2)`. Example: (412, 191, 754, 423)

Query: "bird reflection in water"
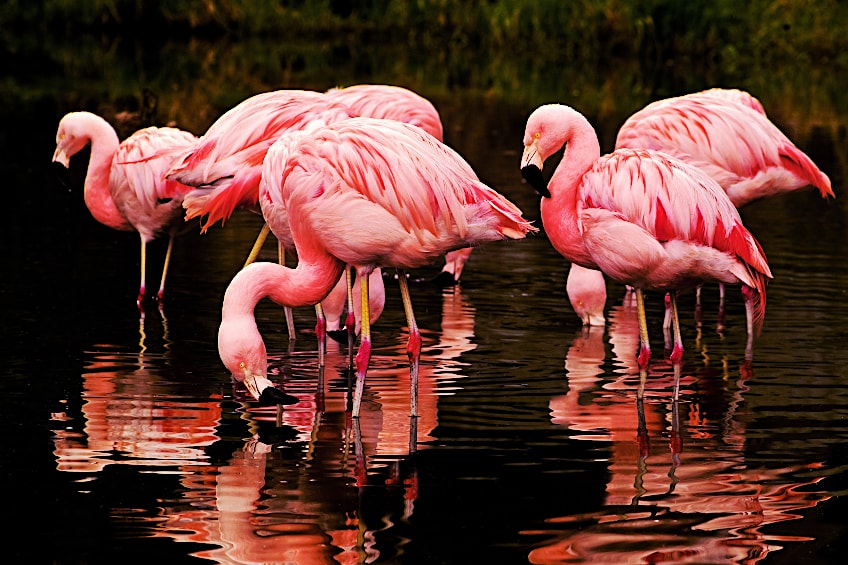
(51, 308, 222, 473)
(52, 284, 476, 563)
(531, 292, 829, 564)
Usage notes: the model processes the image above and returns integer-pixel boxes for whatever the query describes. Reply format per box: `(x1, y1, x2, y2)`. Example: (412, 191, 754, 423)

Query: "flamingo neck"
(542, 119, 601, 267)
(82, 118, 131, 230)
(222, 256, 347, 320)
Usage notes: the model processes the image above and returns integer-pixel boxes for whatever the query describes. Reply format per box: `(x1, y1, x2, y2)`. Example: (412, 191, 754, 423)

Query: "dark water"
(2, 35, 848, 565)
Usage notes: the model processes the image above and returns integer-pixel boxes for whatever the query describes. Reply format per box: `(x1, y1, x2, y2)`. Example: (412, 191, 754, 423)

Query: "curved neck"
(82, 117, 130, 230)
(548, 116, 601, 200)
(543, 117, 601, 267)
(222, 256, 347, 320)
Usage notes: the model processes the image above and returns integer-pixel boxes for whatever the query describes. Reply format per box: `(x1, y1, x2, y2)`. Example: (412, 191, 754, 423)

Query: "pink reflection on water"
(51, 315, 222, 472)
(532, 291, 829, 564)
(51, 287, 476, 563)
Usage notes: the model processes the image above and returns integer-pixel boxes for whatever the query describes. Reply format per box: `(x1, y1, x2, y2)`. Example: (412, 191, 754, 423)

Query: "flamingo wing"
(580, 149, 772, 280)
(615, 95, 833, 205)
(110, 126, 198, 240)
(168, 90, 354, 229)
(265, 118, 535, 268)
(325, 84, 444, 141)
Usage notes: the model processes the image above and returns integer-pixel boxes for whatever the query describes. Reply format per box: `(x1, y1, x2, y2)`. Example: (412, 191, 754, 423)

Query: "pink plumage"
(325, 83, 444, 141)
(221, 117, 536, 412)
(615, 88, 833, 207)
(166, 89, 353, 230)
(53, 111, 198, 305)
(521, 103, 771, 398)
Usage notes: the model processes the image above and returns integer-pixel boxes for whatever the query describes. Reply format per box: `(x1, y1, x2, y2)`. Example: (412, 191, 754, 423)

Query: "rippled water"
(2, 83, 847, 564)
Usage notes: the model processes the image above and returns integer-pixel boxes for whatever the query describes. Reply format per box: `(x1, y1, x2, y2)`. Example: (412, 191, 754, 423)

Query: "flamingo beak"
(244, 374, 299, 405)
(521, 142, 550, 197)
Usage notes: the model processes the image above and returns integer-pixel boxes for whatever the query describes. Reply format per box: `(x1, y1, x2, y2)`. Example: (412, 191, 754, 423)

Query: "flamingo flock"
(53, 84, 833, 412)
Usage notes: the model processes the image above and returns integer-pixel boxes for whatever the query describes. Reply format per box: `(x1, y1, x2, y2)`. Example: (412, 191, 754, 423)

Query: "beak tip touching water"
(258, 386, 300, 406)
(521, 164, 550, 198)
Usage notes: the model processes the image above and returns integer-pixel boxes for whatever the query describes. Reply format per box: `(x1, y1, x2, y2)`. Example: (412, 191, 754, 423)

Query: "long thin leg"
(314, 303, 326, 368)
(397, 270, 421, 418)
(156, 233, 174, 302)
(243, 223, 271, 267)
(668, 292, 684, 402)
(137, 237, 147, 308)
(717, 282, 727, 333)
(635, 289, 651, 400)
(742, 285, 755, 364)
(278, 240, 296, 340)
(352, 272, 372, 418)
(345, 267, 356, 367)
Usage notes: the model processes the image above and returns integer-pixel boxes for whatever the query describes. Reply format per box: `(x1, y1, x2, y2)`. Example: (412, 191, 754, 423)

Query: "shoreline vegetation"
(3, 1, 846, 166)
(5, 0, 847, 69)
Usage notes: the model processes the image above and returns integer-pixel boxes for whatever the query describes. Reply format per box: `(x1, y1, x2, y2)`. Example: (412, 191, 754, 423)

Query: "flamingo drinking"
(220, 117, 537, 415)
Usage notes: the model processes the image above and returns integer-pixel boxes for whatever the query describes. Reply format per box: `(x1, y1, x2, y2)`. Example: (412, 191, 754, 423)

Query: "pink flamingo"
(325, 83, 474, 288)
(221, 117, 536, 413)
(520, 104, 772, 399)
(615, 88, 833, 208)
(164, 89, 356, 345)
(566, 88, 832, 329)
(52, 111, 198, 306)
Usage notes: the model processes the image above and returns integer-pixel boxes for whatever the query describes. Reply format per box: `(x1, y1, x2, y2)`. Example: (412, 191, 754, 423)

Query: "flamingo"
(520, 104, 771, 399)
(325, 83, 474, 287)
(221, 117, 536, 414)
(565, 88, 833, 328)
(52, 111, 198, 306)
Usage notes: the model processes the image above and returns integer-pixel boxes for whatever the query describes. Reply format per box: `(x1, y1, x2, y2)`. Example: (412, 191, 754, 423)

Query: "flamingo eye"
(239, 362, 246, 369)
(534, 132, 541, 139)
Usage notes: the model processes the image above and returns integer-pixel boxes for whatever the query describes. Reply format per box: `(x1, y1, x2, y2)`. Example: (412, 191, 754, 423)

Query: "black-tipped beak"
(258, 386, 300, 406)
(521, 165, 550, 198)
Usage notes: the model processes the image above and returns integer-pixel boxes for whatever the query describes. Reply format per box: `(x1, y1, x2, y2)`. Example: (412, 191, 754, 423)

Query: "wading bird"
(521, 104, 771, 399)
(565, 88, 832, 329)
(220, 117, 536, 414)
(53, 111, 198, 306)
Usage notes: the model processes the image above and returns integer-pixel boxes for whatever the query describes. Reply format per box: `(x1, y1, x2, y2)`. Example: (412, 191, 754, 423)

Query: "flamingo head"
(218, 314, 298, 405)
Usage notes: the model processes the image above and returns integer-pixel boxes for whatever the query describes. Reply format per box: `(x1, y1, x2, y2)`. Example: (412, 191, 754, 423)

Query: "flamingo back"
(326, 84, 444, 141)
(168, 90, 354, 229)
(264, 118, 536, 269)
(615, 91, 833, 206)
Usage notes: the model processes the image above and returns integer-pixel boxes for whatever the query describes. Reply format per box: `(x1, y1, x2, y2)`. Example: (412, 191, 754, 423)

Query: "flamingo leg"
(694, 285, 703, 329)
(717, 282, 726, 333)
(137, 237, 147, 307)
(352, 271, 372, 418)
(397, 270, 421, 418)
(635, 289, 652, 400)
(243, 222, 271, 267)
(742, 285, 755, 363)
(345, 267, 356, 366)
(668, 292, 684, 402)
(278, 240, 296, 341)
(156, 233, 174, 302)
(314, 303, 326, 368)
(662, 293, 672, 351)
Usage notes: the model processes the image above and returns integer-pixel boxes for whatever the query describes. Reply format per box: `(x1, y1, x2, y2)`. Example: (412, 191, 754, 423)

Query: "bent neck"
(81, 116, 130, 230)
(222, 256, 347, 320)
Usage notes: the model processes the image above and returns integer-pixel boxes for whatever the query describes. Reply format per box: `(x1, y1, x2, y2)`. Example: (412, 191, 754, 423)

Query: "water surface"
(1, 35, 847, 565)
